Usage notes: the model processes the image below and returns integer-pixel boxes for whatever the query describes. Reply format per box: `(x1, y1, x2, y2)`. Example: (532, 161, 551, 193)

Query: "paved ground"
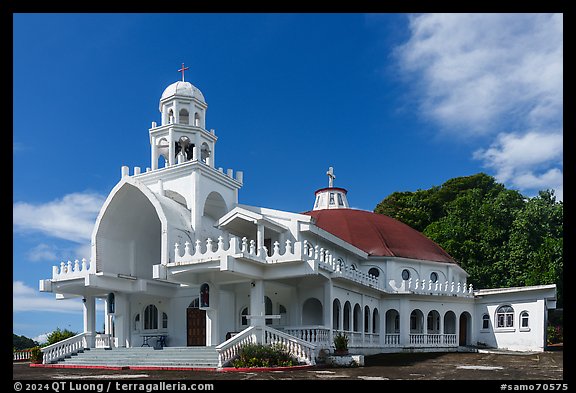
(13, 349, 564, 382)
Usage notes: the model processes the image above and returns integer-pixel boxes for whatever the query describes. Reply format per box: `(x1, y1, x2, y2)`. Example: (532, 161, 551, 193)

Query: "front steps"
(51, 346, 220, 369)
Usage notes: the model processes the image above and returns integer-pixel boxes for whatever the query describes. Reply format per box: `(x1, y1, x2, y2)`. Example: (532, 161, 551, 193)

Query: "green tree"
(45, 328, 78, 346)
(13, 334, 39, 350)
(374, 174, 563, 305)
(506, 190, 563, 305)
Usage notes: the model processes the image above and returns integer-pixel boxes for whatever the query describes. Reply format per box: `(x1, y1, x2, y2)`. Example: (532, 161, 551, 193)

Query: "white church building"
(38, 72, 557, 367)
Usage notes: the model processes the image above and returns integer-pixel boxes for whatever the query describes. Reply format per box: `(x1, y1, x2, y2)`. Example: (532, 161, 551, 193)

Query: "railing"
(308, 241, 382, 289)
(283, 326, 331, 348)
(409, 333, 458, 347)
(215, 325, 317, 368)
(384, 334, 401, 346)
(95, 333, 112, 349)
(41, 332, 89, 364)
(173, 237, 383, 291)
(51, 258, 95, 280)
(13, 349, 31, 362)
(388, 278, 474, 298)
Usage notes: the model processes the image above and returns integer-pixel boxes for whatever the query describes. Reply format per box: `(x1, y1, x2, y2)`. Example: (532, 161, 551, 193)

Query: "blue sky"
(12, 13, 563, 342)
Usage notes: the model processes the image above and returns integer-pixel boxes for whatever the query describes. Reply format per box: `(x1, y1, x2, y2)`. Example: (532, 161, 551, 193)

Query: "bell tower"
(149, 63, 215, 170)
(312, 166, 350, 210)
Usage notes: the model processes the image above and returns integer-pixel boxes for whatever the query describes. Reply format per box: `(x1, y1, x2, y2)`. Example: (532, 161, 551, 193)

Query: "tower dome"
(160, 81, 205, 105)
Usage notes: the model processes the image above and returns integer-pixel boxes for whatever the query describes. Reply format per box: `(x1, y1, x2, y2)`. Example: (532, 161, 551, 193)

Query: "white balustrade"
(215, 325, 317, 367)
(13, 349, 31, 361)
(51, 258, 94, 281)
(389, 278, 473, 297)
(95, 333, 113, 348)
(174, 236, 309, 265)
(41, 332, 88, 364)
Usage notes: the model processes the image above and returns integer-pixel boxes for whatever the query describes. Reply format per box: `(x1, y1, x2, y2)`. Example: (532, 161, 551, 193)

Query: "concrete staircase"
(53, 346, 220, 369)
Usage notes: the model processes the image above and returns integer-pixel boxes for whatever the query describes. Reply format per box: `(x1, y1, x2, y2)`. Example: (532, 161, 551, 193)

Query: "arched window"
(427, 310, 441, 333)
(368, 267, 380, 278)
(200, 283, 210, 308)
(302, 298, 323, 325)
(496, 305, 514, 328)
(201, 143, 211, 164)
(162, 312, 168, 329)
(520, 311, 529, 330)
(134, 314, 140, 331)
(107, 293, 115, 314)
(279, 304, 287, 325)
(265, 296, 273, 325)
(385, 309, 399, 334)
(444, 311, 456, 334)
(482, 314, 490, 329)
(343, 301, 351, 331)
(179, 108, 189, 124)
(144, 304, 158, 330)
(353, 304, 362, 332)
(364, 305, 370, 333)
(410, 309, 424, 333)
(332, 299, 341, 330)
(372, 308, 379, 334)
(240, 307, 249, 326)
(168, 109, 174, 124)
(194, 112, 201, 127)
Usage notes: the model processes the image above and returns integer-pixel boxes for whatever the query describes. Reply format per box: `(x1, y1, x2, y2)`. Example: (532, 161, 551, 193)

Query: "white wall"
(475, 298, 547, 351)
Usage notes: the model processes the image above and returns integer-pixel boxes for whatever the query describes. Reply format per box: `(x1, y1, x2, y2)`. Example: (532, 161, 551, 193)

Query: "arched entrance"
(187, 298, 206, 346)
(459, 312, 470, 346)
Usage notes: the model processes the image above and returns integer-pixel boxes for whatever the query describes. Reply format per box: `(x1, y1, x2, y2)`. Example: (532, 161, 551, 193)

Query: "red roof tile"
(303, 209, 456, 263)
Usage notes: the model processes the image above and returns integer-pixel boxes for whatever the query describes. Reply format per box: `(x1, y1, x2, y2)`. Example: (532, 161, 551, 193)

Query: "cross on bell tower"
(327, 166, 336, 188)
(312, 166, 350, 211)
(178, 63, 189, 82)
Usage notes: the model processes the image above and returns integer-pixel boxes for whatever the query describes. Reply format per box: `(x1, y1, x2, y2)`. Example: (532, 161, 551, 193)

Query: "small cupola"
(312, 167, 350, 210)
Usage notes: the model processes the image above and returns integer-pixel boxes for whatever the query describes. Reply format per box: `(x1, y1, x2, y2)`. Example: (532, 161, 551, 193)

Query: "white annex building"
(38, 71, 557, 367)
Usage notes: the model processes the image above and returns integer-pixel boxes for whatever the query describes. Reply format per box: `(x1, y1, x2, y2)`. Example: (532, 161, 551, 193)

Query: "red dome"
(303, 209, 456, 263)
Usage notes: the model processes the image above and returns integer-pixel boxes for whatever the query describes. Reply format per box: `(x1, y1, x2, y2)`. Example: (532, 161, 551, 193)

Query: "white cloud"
(397, 13, 563, 134)
(473, 131, 563, 180)
(13, 192, 105, 243)
(13, 280, 82, 314)
(33, 333, 49, 344)
(396, 13, 563, 199)
(26, 242, 92, 263)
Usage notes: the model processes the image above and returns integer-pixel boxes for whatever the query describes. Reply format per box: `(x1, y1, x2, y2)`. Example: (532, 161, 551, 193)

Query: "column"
(324, 279, 333, 346)
(83, 296, 96, 348)
(168, 129, 175, 166)
(113, 294, 129, 348)
(257, 223, 264, 255)
(249, 280, 265, 328)
(399, 299, 411, 347)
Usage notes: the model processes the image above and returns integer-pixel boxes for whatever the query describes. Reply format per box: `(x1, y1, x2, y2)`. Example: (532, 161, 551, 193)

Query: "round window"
(368, 267, 380, 277)
(401, 269, 410, 280)
(430, 272, 438, 283)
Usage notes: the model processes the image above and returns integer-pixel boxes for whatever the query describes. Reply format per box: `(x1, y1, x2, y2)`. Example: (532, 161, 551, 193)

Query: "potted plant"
(333, 333, 349, 355)
(29, 346, 43, 364)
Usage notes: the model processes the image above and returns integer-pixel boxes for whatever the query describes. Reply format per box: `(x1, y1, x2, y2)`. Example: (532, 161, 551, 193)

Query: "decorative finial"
(178, 63, 189, 82)
(326, 166, 336, 188)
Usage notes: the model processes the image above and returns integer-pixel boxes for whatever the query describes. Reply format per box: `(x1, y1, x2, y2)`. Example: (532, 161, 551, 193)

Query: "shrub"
(333, 333, 349, 352)
(29, 346, 43, 363)
(547, 325, 563, 345)
(231, 343, 298, 368)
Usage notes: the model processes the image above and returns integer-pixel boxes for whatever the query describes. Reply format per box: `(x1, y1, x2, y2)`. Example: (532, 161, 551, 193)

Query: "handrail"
(215, 325, 317, 367)
(41, 332, 88, 364)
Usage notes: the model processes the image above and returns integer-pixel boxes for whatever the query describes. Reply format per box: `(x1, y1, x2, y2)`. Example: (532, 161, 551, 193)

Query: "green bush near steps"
(231, 343, 299, 368)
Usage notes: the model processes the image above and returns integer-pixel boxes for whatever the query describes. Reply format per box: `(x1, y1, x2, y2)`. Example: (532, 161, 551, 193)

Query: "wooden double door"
(186, 307, 206, 346)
